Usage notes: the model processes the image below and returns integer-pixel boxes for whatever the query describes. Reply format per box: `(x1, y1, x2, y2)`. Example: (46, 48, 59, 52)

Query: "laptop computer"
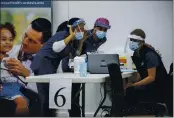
(87, 54, 119, 74)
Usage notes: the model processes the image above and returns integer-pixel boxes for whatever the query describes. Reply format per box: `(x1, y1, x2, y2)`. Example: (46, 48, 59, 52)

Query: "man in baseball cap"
(82, 17, 111, 53)
(95, 17, 111, 29)
(62, 17, 111, 72)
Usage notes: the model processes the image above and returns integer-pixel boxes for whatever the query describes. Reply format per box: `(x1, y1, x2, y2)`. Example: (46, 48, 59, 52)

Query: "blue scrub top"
(62, 29, 107, 72)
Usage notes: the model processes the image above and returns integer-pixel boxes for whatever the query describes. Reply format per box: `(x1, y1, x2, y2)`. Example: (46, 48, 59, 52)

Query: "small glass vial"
(79, 62, 87, 77)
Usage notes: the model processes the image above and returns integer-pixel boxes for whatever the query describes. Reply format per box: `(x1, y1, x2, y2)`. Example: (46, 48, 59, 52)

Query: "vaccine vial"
(80, 62, 87, 77)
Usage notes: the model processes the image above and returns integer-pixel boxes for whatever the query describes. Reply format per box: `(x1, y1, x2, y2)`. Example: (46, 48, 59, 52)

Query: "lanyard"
(0, 68, 27, 85)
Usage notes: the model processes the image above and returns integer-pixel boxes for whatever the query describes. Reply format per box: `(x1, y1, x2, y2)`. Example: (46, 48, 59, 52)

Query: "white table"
(25, 72, 134, 83)
(26, 72, 135, 117)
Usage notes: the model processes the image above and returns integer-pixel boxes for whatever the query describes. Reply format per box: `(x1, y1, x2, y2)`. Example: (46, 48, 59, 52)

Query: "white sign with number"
(49, 78, 72, 109)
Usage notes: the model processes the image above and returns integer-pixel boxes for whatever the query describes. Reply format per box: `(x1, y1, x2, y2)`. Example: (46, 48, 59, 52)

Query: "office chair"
(165, 63, 173, 117)
(107, 63, 167, 117)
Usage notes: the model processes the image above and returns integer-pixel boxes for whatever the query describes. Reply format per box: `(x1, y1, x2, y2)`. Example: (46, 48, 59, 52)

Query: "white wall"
(53, 1, 173, 71)
(53, 1, 173, 116)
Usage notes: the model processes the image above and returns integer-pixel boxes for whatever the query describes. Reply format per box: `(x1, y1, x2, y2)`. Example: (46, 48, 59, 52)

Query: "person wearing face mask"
(31, 17, 87, 75)
(31, 17, 88, 117)
(52, 18, 88, 117)
(83, 17, 110, 53)
(123, 29, 168, 108)
(62, 17, 111, 72)
(57, 18, 110, 117)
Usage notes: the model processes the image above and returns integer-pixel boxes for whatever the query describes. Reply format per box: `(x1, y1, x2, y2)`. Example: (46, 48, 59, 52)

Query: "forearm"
(53, 35, 74, 53)
(132, 76, 155, 86)
(64, 35, 74, 45)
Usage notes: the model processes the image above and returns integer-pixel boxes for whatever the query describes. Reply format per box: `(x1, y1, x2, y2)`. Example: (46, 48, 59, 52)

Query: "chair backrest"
(169, 63, 173, 76)
(108, 63, 124, 93)
(165, 63, 173, 116)
(108, 63, 125, 116)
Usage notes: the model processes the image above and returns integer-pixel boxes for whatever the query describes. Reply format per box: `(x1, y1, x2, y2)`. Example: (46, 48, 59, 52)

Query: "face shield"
(124, 34, 145, 54)
(68, 19, 92, 40)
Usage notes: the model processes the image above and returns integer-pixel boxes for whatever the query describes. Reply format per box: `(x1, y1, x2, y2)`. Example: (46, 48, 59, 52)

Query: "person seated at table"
(31, 17, 89, 117)
(0, 22, 29, 116)
(124, 29, 168, 106)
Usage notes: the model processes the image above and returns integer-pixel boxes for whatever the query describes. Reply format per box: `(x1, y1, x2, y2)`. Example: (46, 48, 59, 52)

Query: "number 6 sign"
(49, 78, 72, 109)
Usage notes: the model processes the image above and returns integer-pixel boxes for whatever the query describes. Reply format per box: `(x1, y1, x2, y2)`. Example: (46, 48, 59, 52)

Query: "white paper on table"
(49, 78, 72, 110)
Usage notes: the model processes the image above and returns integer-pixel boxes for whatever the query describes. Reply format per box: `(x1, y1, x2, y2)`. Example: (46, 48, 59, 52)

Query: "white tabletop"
(25, 72, 135, 83)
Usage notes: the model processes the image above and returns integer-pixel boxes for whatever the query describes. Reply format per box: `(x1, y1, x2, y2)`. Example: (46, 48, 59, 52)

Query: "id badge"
(68, 59, 74, 69)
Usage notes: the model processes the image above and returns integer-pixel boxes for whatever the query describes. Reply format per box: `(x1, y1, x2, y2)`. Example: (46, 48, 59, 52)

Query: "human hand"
(79, 30, 88, 44)
(124, 82, 134, 90)
(6, 58, 30, 77)
(69, 25, 75, 40)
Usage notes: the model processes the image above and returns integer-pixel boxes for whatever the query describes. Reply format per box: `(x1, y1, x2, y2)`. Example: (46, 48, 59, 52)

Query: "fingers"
(6, 62, 20, 67)
(69, 25, 75, 35)
(8, 65, 20, 70)
(74, 29, 77, 34)
(124, 83, 133, 90)
(6, 59, 22, 68)
(7, 58, 19, 63)
(84, 30, 88, 37)
(7, 65, 22, 75)
(9, 68, 22, 75)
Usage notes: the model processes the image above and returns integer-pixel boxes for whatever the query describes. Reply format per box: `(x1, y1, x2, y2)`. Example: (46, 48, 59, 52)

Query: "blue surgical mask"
(75, 32, 84, 40)
(129, 41, 139, 51)
(96, 31, 106, 39)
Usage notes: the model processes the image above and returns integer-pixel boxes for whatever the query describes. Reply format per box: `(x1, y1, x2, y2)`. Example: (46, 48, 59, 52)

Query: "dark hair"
(30, 18, 51, 43)
(56, 21, 68, 32)
(130, 29, 146, 39)
(0, 22, 16, 39)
